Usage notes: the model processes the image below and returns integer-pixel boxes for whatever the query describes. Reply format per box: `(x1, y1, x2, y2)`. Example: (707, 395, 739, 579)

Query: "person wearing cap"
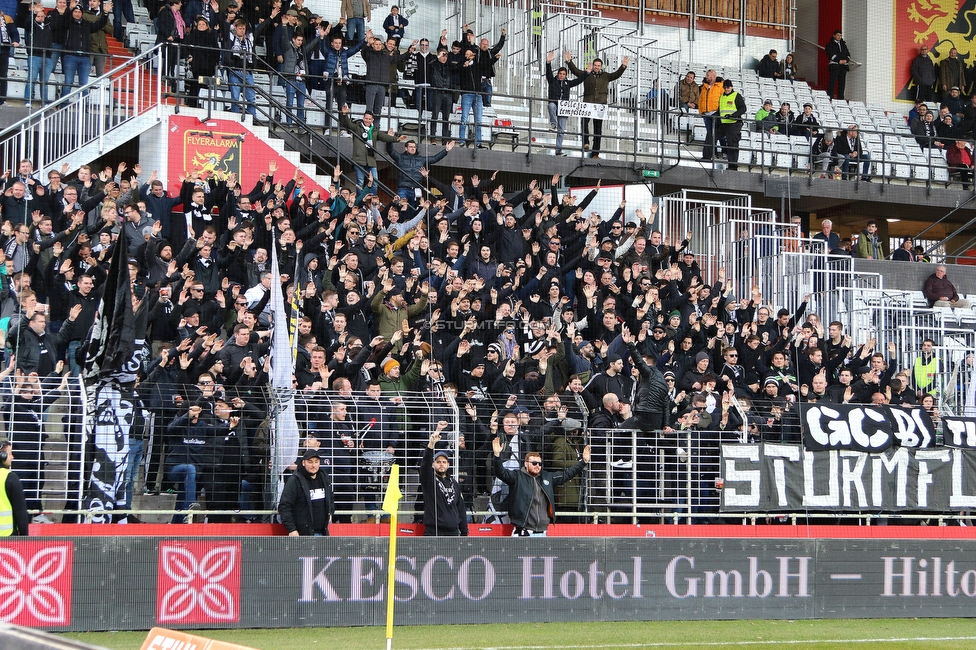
(379, 354, 425, 395)
(621, 327, 670, 432)
(795, 102, 819, 139)
(164, 398, 228, 523)
(289, 0, 314, 35)
(61, 0, 112, 97)
(755, 98, 776, 133)
(273, 9, 300, 69)
(717, 79, 747, 170)
(419, 429, 468, 536)
(371, 275, 429, 341)
(833, 123, 872, 181)
(812, 129, 837, 176)
(546, 414, 587, 520)
(941, 87, 966, 125)
(491, 433, 589, 536)
(279, 448, 334, 536)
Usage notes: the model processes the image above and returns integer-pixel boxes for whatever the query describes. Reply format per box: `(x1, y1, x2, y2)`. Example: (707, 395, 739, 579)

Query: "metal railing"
(0, 44, 165, 176)
(5, 372, 974, 524)
(0, 374, 87, 518)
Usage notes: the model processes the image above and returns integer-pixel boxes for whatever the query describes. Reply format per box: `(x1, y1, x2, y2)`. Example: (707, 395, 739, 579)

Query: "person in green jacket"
(370, 276, 429, 341)
(566, 51, 628, 159)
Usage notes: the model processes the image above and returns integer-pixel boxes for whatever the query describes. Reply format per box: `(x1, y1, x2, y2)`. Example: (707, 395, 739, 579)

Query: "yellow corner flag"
(382, 463, 402, 649)
(382, 463, 403, 516)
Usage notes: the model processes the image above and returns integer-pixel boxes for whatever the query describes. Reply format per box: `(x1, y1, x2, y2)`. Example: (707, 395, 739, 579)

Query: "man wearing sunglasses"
(491, 433, 590, 536)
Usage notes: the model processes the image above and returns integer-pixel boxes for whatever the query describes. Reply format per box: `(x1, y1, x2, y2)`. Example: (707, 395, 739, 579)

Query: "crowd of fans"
(0, 143, 962, 525)
(0, 4, 968, 526)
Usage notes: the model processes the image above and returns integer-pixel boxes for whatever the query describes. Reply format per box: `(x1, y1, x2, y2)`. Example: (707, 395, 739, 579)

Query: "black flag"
(82, 229, 150, 521)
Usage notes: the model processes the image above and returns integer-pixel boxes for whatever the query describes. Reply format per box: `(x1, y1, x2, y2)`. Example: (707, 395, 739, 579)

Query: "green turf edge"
(60, 618, 976, 650)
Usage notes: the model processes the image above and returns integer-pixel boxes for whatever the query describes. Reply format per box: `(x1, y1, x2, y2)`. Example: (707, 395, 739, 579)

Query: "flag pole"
(381, 463, 403, 649)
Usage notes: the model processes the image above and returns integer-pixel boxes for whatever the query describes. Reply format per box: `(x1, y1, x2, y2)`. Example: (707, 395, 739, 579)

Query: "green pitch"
(61, 619, 976, 649)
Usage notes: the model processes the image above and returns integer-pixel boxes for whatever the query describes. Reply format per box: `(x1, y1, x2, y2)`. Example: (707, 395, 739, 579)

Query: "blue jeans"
(61, 54, 91, 97)
(228, 69, 256, 116)
(124, 438, 144, 509)
(49, 44, 62, 75)
(548, 101, 568, 153)
(167, 463, 198, 520)
(842, 151, 872, 178)
(26, 55, 54, 104)
(355, 165, 379, 192)
(66, 340, 82, 376)
(481, 79, 493, 106)
(397, 187, 416, 203)
(459, 92, 483, 146)
(113, 0, 135, 41)
(347, 17, 366, 42)
(284, 78, 308, 122)
(364, 83, 385, 115)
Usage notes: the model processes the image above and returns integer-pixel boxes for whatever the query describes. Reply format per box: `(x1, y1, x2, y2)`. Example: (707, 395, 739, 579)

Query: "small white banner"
(558, 100, 608, 119)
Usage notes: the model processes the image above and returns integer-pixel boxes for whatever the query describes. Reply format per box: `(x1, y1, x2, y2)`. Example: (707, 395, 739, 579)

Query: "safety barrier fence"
(6, 373, 975, 526)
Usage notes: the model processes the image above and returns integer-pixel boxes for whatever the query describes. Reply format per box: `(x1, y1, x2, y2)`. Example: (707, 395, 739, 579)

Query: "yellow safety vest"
(719, 91, 739, 124)
(913, 355, 939, 394)
(0, 467, 14, 537)
(532, 9, 543, 37)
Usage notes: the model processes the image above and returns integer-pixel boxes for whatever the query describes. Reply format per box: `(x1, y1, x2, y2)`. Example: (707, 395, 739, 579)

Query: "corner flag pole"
(381, 463, 403, 649)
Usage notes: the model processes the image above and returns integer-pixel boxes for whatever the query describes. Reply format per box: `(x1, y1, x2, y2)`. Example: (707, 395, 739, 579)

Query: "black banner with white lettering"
(942, 416, 976, 449)
(720, 443, 976, 512)
(800, 403, 936, 452)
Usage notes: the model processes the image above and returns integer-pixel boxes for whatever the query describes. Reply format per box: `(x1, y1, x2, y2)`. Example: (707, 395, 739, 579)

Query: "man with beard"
(279, 449, 334, 536)
(491, 435, 590, 536)
(419, 429, 468, 536)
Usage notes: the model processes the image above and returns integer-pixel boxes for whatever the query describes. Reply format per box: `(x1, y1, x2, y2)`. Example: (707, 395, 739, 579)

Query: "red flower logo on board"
(0, 542, 73, 626)
(157, 541, 241, 624)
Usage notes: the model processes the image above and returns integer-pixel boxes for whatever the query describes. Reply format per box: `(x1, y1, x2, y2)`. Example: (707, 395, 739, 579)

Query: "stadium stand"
(0, 0, 975, 530)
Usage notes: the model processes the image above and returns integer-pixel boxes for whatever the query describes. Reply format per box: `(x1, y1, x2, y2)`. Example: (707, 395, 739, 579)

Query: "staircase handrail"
(0, 43, 165, 175)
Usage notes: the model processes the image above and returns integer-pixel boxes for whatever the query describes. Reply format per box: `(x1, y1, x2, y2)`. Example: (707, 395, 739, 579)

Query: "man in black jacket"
(491, 435, 589, 536)
(279, 449, 334, 535)
(623, 329, 669, 433)
(545, 50, 588, 156)
(419, 428, 468, 536)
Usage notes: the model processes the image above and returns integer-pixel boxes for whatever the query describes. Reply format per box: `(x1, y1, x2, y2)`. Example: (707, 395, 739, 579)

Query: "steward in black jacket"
(419, 432, 468, 536)
(279, 450, 334, 535)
